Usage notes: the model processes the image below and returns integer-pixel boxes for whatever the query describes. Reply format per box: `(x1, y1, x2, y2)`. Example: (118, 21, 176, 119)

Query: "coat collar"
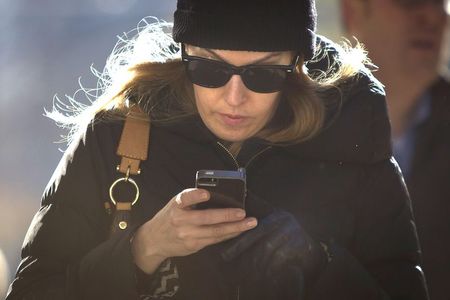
(281, 69, 392, 164)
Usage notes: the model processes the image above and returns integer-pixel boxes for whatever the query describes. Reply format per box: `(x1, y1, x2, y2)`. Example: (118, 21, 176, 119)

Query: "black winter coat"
(7, 51, 428, 300)
(406, 76, 450, 300)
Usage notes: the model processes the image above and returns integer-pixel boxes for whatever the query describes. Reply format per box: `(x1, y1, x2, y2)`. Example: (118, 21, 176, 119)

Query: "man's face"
(348, 0, 448, 81)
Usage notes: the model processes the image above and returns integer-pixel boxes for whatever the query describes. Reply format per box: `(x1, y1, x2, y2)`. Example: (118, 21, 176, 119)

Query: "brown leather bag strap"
(107, 105, 150, 233)
(116, 105, 151, 175)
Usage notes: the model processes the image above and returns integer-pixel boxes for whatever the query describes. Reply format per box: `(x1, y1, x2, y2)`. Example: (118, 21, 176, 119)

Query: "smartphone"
(195, 168, 246, 210)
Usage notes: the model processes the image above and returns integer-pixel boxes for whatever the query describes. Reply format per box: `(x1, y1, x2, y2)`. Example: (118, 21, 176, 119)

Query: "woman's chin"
(214, 130, 251, 143)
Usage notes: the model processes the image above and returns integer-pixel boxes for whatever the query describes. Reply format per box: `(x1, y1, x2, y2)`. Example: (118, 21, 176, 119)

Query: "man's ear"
(340, 0, 368, 36)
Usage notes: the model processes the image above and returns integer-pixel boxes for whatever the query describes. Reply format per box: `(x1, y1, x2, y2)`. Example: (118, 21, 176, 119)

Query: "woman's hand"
(131, 188, 257, 274)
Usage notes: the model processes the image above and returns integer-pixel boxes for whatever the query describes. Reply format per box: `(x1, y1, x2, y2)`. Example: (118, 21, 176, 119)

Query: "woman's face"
(185, 45, 294, 143)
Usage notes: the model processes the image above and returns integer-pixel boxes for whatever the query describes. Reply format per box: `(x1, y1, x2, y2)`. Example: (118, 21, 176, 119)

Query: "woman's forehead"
(185, 44, 293, 63)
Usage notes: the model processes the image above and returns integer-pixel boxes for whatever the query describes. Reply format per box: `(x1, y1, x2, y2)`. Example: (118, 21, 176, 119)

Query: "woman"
(7, 0, 428, 299)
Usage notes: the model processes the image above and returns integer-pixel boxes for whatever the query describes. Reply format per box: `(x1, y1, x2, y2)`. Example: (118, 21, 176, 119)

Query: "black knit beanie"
(173, 0, 317, 60)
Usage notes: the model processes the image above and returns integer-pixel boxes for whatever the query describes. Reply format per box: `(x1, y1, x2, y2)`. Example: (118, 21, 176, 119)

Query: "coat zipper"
(216, 142, 240, 169)
(216, 142, 272, 300)
(216, 142, 272, 170)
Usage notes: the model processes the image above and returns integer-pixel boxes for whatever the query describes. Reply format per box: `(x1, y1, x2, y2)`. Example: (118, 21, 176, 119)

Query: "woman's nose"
(223, 75, 248, 107)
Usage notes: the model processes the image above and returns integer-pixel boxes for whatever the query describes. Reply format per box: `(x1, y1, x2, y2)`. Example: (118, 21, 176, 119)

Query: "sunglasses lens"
(185, 60, 230, 88)
(183, 55, 292, 93)
(242, 68, 288, 93)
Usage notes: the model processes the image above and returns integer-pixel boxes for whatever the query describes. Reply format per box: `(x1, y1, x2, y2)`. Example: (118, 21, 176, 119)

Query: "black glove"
(221, 210, 329, 300)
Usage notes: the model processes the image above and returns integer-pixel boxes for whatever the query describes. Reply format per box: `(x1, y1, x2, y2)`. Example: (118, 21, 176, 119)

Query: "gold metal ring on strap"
(109, 176, 140, 206)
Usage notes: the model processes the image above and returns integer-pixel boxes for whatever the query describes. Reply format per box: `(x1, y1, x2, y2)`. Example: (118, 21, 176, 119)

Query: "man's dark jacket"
(407, 77, 450, 300)
(7, 44, 428, 300)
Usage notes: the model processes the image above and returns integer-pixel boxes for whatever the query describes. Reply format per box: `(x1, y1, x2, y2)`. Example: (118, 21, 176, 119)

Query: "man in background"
(340, 1, 450, 299)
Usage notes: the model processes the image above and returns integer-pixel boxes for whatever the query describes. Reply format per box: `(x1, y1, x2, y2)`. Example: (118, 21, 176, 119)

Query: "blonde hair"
(47, 18, 370, 154)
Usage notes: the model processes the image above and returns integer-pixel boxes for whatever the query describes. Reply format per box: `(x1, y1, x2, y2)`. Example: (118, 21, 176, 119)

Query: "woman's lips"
(219, 113, 247, 126)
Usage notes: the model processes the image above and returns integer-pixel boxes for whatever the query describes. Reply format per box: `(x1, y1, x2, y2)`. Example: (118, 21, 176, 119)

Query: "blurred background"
(0, 0, 445, 297)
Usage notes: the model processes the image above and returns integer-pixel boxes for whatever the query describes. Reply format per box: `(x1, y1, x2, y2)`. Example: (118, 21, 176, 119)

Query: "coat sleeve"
(308, 158, 429, 300)
(6, 121, 146, 300)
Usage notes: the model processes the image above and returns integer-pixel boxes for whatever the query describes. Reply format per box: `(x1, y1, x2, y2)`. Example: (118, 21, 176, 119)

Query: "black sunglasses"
(181, 45, 300, 94)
